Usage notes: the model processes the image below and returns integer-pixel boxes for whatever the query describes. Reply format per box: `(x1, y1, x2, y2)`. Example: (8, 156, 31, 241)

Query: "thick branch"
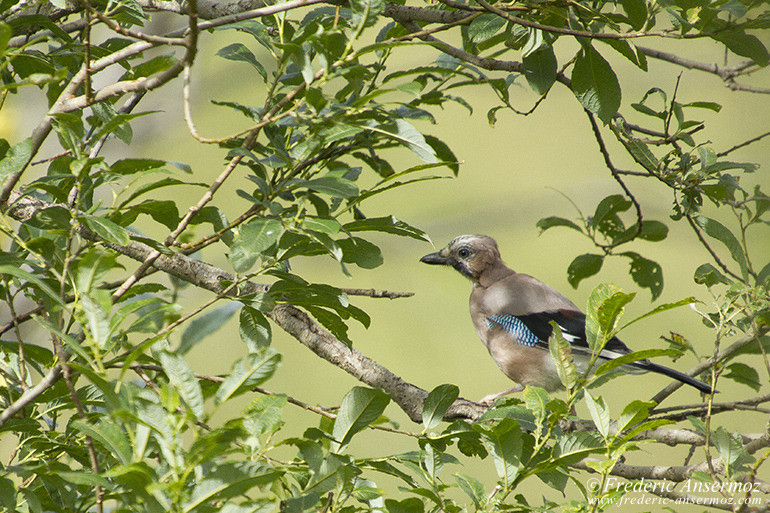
(3, 191, 483, 424)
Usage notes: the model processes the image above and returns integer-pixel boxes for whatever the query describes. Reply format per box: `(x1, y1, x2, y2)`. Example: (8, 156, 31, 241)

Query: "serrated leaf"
(81, 293, 110, 350)
(422, 384, 459, 431)
(549, 322, 578, 389)
(229, 218, 282, 273)
(71, 419, 132, 465)
(215, 349, 282, 404)
(160, 351, 205, 420)
(712, 427, 754, 474)
(467, 14, 506, 43)
(82, 215, 131, 245)
(616, 400, 654, 432)
(585, 283, 634, 349)
(571, 45, 621, 124)
(332, 387, 390, 450)
(239, 306, 272, 352)
(584, 391, 610, 438)
(523, 386, 549, 425)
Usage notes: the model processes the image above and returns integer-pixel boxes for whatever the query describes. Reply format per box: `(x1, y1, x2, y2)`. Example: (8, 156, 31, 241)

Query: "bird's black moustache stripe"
(452, 261, 473, 278)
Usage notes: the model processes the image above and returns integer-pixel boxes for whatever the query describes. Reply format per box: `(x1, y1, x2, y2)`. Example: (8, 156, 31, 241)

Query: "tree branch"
(3, 191, 483, 424)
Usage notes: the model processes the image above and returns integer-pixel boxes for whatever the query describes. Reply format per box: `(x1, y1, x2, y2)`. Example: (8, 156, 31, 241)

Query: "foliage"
(0, 0, 768, 511)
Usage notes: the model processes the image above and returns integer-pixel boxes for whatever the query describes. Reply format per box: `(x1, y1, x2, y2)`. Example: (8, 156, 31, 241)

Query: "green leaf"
(454, 473, 486, 510)
(0, 137, 32, 178)
(71, 419, 132, 465)
(591, 194, 631, 236)
(350, 0, 384, 29)
(522, 385, 549, 426)
(621, 136, 659, 172)
(344, 216, 430, 241)
(467, 14, 506, 43)
(712, 427, 754, 475)
(179, 303, 240, 355)
(303, 175, 359, 198)
(724, 362, 761, 391)
(694, 215, 748, 276)
(712, 29, 769, 67)
(584, 391, 609, 438)
(0, 23, 11, 56)
(81, 293, 110, 350)
(694, 263, 731, 287)
(332, 386, 390, 449)
(621, 251, 664, 300)
(601, 39, 646, 70)
(522, 46, 557, 95)
(620, 298, 697, 334)
(619, 0, 647, 30)
(567, 253, 604, 288)
(339, 237, 383, 269)
(215, 349, 282, 404)
(548, 322, 578, 389)
(616, 400, 654, 433)
(571, 45, 621, 124)
(594, 348, 680, 376)
(684, 101, 722, 112)
(302, 217, 341, 234)
(585, 283, 635, 350)
(537, 216, 582, 233)
(159, 351, 205, 420)
(82, 215, 131, 245)
(182, 462, 282, 512)
(476, 418, 527, 487)
(216, 43, 267, 81)
(58, 470, 112, 489)
(552, 431, 604, 465)
(229, 218, 282, 273)
(239, 306, 272, 352)
(422, 384, 459, 431)
(359, 120, 437, 163)
(0, 264, 66, 307)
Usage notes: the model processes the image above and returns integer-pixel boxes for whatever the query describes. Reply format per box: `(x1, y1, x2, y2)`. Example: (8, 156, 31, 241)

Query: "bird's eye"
(458, 248, 471, 259)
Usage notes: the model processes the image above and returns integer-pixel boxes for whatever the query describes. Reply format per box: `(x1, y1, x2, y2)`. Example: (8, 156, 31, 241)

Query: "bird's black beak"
(420, 251, 450, 266)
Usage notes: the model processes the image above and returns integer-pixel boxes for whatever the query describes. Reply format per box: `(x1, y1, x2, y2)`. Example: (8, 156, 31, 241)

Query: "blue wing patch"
(487, 314, 542, 347)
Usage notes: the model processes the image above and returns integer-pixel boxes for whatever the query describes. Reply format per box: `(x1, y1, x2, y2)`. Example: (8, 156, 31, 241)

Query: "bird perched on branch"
(420, 234, 714, 403)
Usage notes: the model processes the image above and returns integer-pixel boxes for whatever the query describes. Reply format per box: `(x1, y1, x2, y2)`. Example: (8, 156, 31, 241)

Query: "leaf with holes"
(622, 251, 663, 300)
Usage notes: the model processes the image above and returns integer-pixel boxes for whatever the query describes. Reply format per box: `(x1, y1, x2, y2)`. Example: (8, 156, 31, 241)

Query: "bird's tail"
(637, 361, 715, 394)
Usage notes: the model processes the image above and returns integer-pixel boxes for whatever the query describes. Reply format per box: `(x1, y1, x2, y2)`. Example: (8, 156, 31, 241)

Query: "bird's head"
(420, 234, 503, 282)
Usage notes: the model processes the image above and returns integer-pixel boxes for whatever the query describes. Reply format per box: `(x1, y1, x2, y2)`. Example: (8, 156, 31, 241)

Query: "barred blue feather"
(487, 314, 541, 347)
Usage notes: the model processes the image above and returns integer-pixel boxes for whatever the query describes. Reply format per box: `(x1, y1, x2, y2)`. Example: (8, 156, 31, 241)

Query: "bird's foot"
(477, 385, 525, 407)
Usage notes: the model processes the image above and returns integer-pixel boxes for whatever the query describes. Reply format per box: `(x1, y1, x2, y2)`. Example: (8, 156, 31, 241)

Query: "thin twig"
(585, 110, 643, 241)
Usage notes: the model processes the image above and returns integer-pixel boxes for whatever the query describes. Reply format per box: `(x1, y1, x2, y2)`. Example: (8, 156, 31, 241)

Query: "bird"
(420, 234, 714, 403)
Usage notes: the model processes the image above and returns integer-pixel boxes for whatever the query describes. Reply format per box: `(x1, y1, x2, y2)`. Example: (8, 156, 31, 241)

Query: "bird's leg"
(478, 384, 525, 406)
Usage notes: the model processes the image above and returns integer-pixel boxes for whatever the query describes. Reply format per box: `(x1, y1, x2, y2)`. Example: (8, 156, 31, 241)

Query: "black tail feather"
(640, 361, 716, 394)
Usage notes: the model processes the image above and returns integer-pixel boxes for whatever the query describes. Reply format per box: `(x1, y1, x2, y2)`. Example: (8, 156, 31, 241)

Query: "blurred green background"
(1, 9, 768, 506)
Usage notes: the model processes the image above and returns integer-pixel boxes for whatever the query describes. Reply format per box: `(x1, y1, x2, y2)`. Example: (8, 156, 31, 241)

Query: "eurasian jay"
(421, 234, 714, 402)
